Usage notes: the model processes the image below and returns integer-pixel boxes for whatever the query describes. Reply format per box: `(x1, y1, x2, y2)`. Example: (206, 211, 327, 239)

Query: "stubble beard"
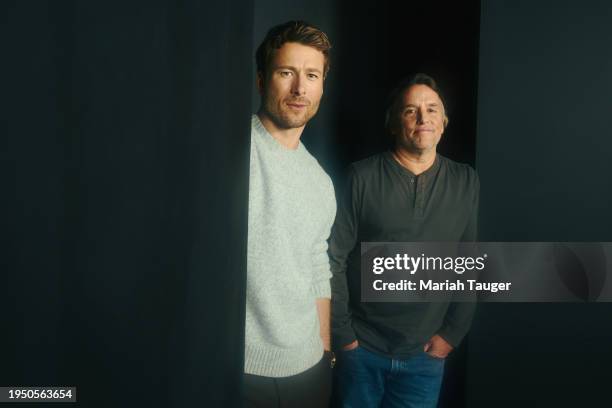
(263, 96, 319, 130)
(397, 132, 439, 157)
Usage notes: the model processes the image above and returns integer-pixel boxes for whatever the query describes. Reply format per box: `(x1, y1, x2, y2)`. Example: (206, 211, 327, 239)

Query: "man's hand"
(342, 340, 359, 351)
(424, 335, 453, 358)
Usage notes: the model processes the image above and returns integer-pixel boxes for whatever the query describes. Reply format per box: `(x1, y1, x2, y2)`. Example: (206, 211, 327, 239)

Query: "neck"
(392, 147, 436, 175)
(257, 110, 304, 150)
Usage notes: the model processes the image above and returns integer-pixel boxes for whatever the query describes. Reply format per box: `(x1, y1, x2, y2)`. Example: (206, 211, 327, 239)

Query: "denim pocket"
(423, 351, 445, 361)
(339, 346, 360, 356)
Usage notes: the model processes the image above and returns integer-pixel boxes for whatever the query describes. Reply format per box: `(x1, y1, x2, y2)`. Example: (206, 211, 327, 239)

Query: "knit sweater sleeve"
(311, 177, 336, 299)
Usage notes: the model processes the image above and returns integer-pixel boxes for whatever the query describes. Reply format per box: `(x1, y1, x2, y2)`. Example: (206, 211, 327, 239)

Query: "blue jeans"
(335, 346, 445, 408)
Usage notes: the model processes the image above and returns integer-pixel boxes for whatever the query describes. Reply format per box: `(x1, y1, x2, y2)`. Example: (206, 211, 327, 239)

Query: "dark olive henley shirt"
(329, 151, 479, 357)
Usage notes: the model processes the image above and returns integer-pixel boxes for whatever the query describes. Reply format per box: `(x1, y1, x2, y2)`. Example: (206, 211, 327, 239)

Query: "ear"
(256, 72, 264, 95)
(443, 115, 449, 129)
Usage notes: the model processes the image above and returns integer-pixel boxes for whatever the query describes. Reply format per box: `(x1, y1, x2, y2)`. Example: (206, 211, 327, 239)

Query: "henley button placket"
(415, 175, 425, 218)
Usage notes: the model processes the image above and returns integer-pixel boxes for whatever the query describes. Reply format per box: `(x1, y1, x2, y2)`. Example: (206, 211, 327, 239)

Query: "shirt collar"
(385, 150, 441, 181)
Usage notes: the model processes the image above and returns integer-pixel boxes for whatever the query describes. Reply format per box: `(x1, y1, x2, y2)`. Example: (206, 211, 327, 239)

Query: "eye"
(404, 108, 416, 115)
(428, 108, 438, 113)
(307, 73, 319, 80)
(279, 71, 293, 78)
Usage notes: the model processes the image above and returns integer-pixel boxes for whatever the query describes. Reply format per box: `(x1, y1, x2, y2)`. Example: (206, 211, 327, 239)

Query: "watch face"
(328, 351, 336, 368)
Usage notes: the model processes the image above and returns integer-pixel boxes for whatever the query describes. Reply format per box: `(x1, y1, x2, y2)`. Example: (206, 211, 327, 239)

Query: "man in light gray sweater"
(244, 21, 336, 408)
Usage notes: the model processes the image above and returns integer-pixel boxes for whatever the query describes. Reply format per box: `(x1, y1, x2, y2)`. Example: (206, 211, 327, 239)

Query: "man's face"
(258, 42, 325, 129)
(393, 84, 446, 154)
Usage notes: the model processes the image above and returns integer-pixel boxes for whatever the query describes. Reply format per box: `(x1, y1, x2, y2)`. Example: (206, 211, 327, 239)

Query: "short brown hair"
(384, 73, 448, 135)
(256, 20, 332, 79)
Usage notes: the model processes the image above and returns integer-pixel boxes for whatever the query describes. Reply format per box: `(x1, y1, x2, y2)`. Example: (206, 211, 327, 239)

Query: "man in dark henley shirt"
(330, 73, 479, 408)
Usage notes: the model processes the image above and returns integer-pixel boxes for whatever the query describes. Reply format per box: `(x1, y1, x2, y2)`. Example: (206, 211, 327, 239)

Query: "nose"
(416, 107, 429, 124)
(290, 73, 306, 96)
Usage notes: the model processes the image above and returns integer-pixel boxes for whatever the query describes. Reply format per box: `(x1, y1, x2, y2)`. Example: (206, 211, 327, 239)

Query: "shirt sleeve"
(460, 168, 480, 242)
(440, 169, 480, 347)
(329, 166, 361, 349)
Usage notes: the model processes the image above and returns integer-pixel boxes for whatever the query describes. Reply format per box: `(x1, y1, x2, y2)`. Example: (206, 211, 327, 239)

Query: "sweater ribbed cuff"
(244, 334, 323, 377)
(311, 279, 331, 299)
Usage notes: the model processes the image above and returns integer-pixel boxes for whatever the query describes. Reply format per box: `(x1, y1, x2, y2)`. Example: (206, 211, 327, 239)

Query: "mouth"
(286, 100, 309, 109)
(415, 128, 434, 133)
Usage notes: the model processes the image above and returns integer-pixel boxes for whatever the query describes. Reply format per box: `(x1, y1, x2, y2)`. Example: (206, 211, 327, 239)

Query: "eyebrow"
(275, 65, 322, 75)
(403, 103, 441, 108)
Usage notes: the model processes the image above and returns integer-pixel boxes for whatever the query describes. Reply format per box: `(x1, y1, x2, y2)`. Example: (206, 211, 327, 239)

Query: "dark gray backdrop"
(468, 1, 612, 406)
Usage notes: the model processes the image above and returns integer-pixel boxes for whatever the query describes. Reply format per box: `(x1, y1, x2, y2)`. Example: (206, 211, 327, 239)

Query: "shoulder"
(349, 152, 387, 179)
(439, 155, 480, 190)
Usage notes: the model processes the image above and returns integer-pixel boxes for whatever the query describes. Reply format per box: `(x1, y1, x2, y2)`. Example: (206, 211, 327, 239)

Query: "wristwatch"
(325, 350, 336, 368)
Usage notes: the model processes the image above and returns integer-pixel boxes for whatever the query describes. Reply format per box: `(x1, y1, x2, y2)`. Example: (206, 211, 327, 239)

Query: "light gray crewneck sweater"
(245, 114, 336, 377)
